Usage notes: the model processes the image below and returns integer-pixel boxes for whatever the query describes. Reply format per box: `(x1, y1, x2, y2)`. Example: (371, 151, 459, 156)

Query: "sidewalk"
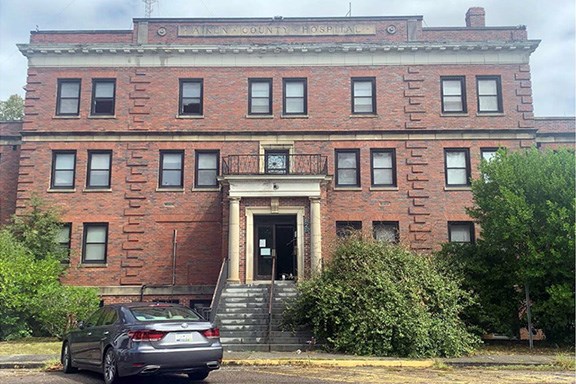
(0, 350, 560, 370)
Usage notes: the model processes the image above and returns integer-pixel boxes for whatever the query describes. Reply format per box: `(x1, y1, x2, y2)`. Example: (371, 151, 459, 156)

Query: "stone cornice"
(20, 128, 538, 142)
(18, 40, 540, 57)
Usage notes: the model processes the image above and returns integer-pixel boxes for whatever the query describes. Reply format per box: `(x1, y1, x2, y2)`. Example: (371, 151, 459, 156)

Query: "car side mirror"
(77, 320, 85, 330)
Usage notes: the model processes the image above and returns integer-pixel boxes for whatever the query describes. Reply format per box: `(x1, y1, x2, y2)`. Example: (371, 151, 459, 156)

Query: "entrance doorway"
(254, 215, 296, 280)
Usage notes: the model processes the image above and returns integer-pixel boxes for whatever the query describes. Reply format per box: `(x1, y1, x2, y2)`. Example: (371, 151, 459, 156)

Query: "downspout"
(139, 229, 178, 302)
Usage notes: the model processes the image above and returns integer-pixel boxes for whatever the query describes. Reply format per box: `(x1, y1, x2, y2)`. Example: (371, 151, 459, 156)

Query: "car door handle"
(103, 331, 110, 335)
(87, 332, 92, 336)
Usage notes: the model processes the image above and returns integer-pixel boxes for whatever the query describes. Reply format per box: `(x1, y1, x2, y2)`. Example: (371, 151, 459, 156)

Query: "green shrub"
(284, 236, 479, 357)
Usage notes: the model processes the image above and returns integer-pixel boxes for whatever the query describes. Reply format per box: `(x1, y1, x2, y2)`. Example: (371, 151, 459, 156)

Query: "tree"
(440, 148, 575, 343)
(284, 236, 479, 357)
(0, 94, 24, 121)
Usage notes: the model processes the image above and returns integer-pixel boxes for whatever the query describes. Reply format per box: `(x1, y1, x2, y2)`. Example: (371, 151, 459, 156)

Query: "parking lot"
(0, 366, 574, 384)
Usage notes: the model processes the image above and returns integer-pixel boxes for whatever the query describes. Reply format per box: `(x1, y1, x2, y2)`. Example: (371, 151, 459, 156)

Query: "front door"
(254, 215, 296, 280)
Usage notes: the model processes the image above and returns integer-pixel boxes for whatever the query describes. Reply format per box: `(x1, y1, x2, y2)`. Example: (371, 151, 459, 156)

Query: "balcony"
(222, 154, 328, 176)
(220, 154, 330, 198)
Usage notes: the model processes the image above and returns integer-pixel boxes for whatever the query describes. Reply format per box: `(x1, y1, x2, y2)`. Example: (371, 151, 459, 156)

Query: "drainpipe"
(139, 230, 178, 302)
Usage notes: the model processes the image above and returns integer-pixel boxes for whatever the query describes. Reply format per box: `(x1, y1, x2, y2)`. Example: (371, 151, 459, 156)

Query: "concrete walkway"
(0, 350, 560, 370)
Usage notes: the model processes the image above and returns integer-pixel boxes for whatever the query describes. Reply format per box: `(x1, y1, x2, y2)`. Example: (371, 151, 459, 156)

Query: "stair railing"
(267, 252, 277, 351)
(209, 257, 228, 323)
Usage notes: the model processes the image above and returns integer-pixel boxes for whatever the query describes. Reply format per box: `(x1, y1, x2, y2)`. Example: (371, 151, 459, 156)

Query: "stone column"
(310, 197, 322, 274)
(227, 197, 241, 283)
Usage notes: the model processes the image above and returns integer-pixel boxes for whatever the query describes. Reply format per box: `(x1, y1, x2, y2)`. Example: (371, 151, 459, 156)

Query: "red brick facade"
(4, 8, 573, 304)
(0, 121, 22, 225)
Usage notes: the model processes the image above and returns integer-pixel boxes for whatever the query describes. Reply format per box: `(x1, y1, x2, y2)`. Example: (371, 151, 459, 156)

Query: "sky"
(0, 0, 574, 117)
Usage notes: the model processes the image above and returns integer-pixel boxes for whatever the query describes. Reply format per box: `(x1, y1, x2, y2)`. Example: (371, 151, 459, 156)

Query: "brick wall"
(0, 121, 22, 225)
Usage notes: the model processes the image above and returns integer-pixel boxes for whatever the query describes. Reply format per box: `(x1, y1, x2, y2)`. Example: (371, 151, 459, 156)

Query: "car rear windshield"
(129, 306, 202, 322)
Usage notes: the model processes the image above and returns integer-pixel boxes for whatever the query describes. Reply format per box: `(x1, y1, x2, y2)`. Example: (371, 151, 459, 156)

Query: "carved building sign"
(178, 23, 376, 37)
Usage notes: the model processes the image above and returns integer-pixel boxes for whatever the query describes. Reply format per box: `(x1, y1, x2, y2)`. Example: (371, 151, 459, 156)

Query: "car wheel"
(103, 348, 120, 384)
(62, 343, 77, 373)
(187, 370, 209, 381)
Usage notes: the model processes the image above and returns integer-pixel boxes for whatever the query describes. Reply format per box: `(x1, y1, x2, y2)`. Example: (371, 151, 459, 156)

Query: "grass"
(0, 337, 61, 355)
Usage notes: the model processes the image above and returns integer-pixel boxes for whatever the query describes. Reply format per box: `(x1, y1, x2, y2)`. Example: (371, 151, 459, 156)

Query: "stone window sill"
(156, 188, 185, 192)
(177, 115, 204, 119)
(440, 113, 469, 117)
(370, 186, 399, 191)
(78, 263, 108, 268)
(281, 114, 308, 119)
(53, 115, 80, 119)
(47, 188, 76, 193)
(350, 114, 378, 118)
(245, 114, 274, 119)
(83, 188, 112, 192)
(88, 115, 116, 119)
(334, 186, 362, 191)
(444, 186, 472, 191)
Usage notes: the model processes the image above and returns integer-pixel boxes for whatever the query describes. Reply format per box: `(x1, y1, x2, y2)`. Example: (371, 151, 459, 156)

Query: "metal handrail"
(222, 154, 328, 176)
(209, 257, 228, 323)
(267, 252, 277, 351)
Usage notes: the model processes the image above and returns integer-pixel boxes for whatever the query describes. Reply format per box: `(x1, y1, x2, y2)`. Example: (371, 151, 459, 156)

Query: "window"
(444, 149, 470, 186)
(248, 79, 272, 115)
(91, 79, 116, 115)
(56, 223, 72, 258)
(335, 150, 360, 187)
(336, 221, 362, 238)
(481, 148, 498, 162)
(441, 76, 467, 113)
(371, 149, 396, 187)
(87, 151, 112, 189)
(351, 78, 376, 114)
(373, 221, 399, 243)
(448, 222, 475, 243)
(56, 79, 81, 116)
(477, 76, 503, 113)
(265, 150, 289, 174)
(179, 79, 203, 115)
(82, 223, 108, 263)
(283, 78, 307, 115)
(195, 151, 219, 188)
(51, 151, 76, 189)
(159, 151, 184, 188)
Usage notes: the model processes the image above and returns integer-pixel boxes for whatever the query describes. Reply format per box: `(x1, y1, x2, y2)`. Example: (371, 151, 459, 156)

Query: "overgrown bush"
(284, 236, 479, 357)
(0, 199, 100, 340)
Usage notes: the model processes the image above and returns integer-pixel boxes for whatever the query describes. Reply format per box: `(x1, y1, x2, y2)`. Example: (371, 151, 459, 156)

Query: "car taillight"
(202, 328, 220, 339)
(128, 330, 167, 342)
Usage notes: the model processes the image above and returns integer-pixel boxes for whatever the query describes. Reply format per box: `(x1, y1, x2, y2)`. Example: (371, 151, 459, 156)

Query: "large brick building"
(2, 7, 574, 306)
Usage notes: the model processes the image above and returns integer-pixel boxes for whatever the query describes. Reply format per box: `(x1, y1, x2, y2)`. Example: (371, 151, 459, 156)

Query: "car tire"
(103, 348, 120, 384)
(62, 343, 78, 373)
(187, 370, 209, 381)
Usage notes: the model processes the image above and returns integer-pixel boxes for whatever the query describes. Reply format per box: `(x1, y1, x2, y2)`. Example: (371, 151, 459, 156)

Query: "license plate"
(174, 332, 196, 342)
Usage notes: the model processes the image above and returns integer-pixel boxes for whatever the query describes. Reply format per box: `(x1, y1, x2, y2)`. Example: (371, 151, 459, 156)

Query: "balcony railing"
(222, 154, 328, 176)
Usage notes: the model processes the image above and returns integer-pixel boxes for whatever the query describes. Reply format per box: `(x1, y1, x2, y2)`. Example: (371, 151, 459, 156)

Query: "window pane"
(162, 170, 181, 186)
(373, 152, 392, 168)
(373, 169, 393, 185)
(338, 152, 357, 168)
(478, 80, 497, 95)
(85, 244, 105, 260)
(198, 153, 217, 169)
(197, 169, 216, 186)
(479, 96, 498, 111)
(443, 97, 463, 112)
(354, 81, 372, 96)
(56, 226, 71, 243)
(447, 169, 467, 185)
(251, 99, 269, 113)
(182, 99, 201, 114)
(285, 98, 304, 114)
(374, 223, 397, 242)
(91, 153, 110, 169)
(182, 82, 201, 98)
(61, 82, 79, 97)
(55, 154, 75, 170)
(338, 169, 357, 185)
(285, 82, 303, 97)
(54, 170, 74, 186)
(451, 225, 471, 242)
(482, 151, 497, 162)
(86, 226, 106, 243)
(163, 154, 182, 169)
(94, 100, 114, 114)
(90, 171, 109, 186)
(443, 80, 462, 96)
(95, 82, 114, 97)
(251, 82, 269, 97)
(446, 152, 465, 167)
(59, 99, 79, 114)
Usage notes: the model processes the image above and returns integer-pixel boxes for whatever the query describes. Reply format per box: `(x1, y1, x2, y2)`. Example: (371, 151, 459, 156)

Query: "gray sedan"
(61, 302, 222, 384)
